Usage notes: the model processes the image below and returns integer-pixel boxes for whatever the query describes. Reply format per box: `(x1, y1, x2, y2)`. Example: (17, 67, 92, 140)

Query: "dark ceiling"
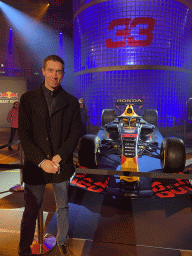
(0, 0, 73, 36)
(0, 0, 73, 10)
(0, 0, 74, 81)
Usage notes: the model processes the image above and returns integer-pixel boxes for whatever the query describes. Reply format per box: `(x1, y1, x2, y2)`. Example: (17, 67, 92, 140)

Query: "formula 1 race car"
(77, 99, 186, 191)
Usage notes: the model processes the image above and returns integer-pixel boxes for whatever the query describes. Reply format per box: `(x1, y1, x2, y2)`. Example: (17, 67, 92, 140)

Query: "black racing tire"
(78, 134, 101, 168)
(102, 109, 116, 127)
(142, 109, 158, 127)
(160, 137, 186, 173)
(134, 181, 140, 191)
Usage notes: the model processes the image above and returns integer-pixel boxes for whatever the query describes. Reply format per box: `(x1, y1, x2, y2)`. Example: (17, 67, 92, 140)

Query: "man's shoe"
(57, 244, 73, 256)
(18, 254, 38, 256)
(18, 254, 32, 256)
(18, 247, 32, 256)
(18, 255, 31, 256)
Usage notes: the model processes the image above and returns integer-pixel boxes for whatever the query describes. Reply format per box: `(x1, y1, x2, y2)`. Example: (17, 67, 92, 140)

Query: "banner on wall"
(0, 91, 19, 104)
(0, 76, 27, 128)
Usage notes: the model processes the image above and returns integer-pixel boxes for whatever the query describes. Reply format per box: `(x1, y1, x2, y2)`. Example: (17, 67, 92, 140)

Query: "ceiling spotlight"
(60, 32, 62, 35)
(10, 28, 12, 30)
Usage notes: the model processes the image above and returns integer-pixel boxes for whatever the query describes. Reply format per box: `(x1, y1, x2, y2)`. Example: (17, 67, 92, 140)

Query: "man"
(79, 99, 87, 137)
(79, 98, 88, 136)
(188, 98, 192, 120)
(7, 101, 19, 150)
(79, 98, 88, 115)
(18, 55, 81, 256)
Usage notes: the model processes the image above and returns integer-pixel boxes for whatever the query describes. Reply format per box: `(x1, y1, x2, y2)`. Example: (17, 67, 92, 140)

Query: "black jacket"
(18, 83, 81, 185)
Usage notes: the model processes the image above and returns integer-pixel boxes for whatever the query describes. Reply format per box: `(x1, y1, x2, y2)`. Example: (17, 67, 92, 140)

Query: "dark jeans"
(8, 127, 17, 148)
(81, 122, 87, 137)
(19, 181, 70, 255)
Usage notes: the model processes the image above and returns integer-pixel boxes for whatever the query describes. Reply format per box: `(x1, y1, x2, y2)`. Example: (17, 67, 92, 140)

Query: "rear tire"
(102, 109, 116, 126)
(160, 137, 186, 173)
(142, 109, 158, 127)
(78, 135, 101, 168)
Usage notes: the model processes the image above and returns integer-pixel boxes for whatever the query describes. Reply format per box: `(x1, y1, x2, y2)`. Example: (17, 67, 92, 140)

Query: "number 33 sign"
(106, 17, 155, 48)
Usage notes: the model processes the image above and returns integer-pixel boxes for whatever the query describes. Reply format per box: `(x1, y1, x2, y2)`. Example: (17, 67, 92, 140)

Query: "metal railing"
(0, 140, 24, 189)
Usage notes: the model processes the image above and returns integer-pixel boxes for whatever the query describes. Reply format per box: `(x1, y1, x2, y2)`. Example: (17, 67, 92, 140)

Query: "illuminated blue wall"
(73, 0, 192, 127)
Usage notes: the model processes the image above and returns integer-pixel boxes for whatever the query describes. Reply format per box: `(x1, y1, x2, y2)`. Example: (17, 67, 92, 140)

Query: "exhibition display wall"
(73, 0, 192, 127)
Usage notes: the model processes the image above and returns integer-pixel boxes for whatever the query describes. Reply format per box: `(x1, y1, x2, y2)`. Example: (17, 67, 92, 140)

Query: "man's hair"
(43, 55, 65, 71)
(13, 101, 19, 107)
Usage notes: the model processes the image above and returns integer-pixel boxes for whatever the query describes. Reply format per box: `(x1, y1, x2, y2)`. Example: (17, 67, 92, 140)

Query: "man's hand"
(40, 160, 59, 174)
(52, 155, 62, 165)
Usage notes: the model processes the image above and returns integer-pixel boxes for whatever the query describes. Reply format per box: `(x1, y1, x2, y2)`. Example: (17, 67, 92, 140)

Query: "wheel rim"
(95, 153, 97, 166)
(160, 148, 165, 169)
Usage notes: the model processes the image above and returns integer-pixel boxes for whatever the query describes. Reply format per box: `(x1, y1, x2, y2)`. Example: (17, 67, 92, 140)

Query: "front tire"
(160, 137, 186, 173)
(78, 135, 101, 168)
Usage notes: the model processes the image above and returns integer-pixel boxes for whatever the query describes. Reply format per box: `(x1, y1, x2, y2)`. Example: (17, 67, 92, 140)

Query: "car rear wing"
(116, 99, 143, 105)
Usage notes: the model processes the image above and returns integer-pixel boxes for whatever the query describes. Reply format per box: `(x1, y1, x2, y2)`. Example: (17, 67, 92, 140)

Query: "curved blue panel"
(73, 0, 192, 127)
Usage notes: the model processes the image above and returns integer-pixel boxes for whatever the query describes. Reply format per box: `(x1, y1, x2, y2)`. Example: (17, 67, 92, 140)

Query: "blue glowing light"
(58, 32, 64, 59)
(6, 25, 14, 76)
(73, 0, 192, 127)
(8, 27, 13, 54)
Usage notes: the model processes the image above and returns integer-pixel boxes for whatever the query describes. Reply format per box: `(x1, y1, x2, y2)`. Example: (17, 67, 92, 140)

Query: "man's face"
(14, 103, 19, 109)
(42, 60, 64, 91)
